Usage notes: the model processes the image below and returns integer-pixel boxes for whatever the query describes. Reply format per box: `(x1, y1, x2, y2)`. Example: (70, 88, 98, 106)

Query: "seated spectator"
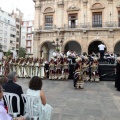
(2, 71, 24, 116)
(26, 76, 53, 120)
(0, 77, 7, 85)
(0, 84, 25, 120)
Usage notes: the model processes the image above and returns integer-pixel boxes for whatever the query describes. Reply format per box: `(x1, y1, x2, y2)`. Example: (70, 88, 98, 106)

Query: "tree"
(5, 50, 12, 57)
(0, 43, 2, 52)
(18, 47, 26, 57)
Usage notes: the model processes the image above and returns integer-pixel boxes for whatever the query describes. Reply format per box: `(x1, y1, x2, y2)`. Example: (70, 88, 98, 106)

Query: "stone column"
(82, 32, 88, 53)
(107, 31, 114, 53)
(33, 32, 40, 58)
(34, 0, 41, 30)
(57, 0, 64, 28)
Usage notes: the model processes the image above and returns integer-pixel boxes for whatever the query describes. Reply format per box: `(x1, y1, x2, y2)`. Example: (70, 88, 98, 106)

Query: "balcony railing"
(26, 37, 32, 40)
(37, 21, 120, 31)
(26, 44, 31, 47)
(39, 25, 57, 30)
(64, 21, 118, 29)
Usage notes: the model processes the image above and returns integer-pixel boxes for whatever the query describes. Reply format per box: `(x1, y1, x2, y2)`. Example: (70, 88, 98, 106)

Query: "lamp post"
(52, 38, 63, 52)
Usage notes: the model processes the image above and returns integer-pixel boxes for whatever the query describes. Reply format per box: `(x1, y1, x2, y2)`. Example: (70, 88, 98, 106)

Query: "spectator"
(115, 57, 120, 91)
(2, 71, 24, 116)
(0, 84, 25, 120)
(0, 77, 7, 85)
(26, 76, 53, 120)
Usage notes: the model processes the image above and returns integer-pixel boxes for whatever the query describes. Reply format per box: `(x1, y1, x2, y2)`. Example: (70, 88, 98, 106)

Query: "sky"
(0, 0, 35, 19)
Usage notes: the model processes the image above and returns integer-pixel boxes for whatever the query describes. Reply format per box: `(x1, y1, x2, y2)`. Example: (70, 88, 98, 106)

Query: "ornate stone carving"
(67, 5, 80, 12)
(82, 0, 88, 6)
(57, 1, 64, 7)
(116, 4, 120, 8)
(82, 0, 88, 3)
(43, 7, 54, 13)
(107, 0, 113, 4)
(91, 3, 104, 10)
(35, 3, 41, 10)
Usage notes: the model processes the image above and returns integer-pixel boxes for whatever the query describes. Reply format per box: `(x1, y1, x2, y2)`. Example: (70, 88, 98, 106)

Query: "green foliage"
(5, 50, 12, 57)
(18, 47, 26, 57)
(56, 48, 60, 52)
(0, 43, 2, 52)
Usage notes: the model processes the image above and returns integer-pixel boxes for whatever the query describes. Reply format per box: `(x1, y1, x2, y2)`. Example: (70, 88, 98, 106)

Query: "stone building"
(33, 0, 120, 60)
(21, 19, 34, 55)
(0, 8, 16, 53)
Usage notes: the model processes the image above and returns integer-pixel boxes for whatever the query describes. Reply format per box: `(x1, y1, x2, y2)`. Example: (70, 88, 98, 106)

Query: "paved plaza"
(17, 78, 120, 120)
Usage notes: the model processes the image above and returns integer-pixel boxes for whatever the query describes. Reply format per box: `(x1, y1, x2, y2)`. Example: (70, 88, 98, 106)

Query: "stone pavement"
(17, 79, 120, 120)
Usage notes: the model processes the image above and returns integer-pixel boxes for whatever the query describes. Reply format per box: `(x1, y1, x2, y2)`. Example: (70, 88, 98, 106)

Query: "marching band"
(0, 49, 118, 89)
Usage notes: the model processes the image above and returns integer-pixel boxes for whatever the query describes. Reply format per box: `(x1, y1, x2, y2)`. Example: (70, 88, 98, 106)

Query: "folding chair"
(21, 94, 40, 120)
(3, 92, 20, 118)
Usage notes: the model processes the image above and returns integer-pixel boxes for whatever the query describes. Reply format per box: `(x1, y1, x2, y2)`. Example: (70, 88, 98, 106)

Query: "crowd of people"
(0, 56, 45, 78)
(0, 48, 120, 119)
(0, 72, 53, 120)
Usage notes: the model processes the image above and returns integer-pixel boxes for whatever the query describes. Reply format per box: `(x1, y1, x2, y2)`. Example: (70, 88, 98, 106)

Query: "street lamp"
(52, 38, 63, 51)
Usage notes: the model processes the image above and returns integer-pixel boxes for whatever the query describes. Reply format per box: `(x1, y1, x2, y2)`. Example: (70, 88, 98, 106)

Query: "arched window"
(91, 3, 104, 27)
(43, 7, 54, 30)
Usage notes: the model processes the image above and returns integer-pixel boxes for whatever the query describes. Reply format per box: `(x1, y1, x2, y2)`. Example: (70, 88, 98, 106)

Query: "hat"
(51, 57, 54, 60)
(76, 57, 82, 62)
(84, 56, 88, 60)
(93, 57, 98, 61)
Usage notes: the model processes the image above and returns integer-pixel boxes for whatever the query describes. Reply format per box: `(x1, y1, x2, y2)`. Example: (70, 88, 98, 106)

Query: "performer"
(0, 59, 3, 76)
(24, 57, 30, 78)
(29, 57, 33, 78)
(115, 57, 120, 91)
(55, 56, 62, 80)
(62, 56, 69, 80)
(90, 57, 99, 82)
(32, 58, 37, 76)
(39, 57, 45, 78)
(18, 57, 24, 78)
(82, 56, 90, 81)
(49, 57, 55, 80)
(4, 56, 11, 77)
(74, 57, 84, 89)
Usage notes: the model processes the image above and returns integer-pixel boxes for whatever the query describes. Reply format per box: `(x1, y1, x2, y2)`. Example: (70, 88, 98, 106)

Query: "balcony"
(105, 21, 117, 27)
(26, 37, 32, 40)
(36, 21, 120, 32)
(39, 25, 57, 30)
(26, 44, 31, 47)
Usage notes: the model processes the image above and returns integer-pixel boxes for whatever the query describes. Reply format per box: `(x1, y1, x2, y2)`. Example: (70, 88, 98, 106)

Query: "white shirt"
(53, 52, 57, 57)
(98, 44, 105, 50)
(67, 51, 71, 57)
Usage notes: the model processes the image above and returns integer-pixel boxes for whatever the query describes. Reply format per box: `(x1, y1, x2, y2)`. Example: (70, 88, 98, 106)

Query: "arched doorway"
(41, 42, 54, 61)
(64, 41, 81, 54)
(88, 40, 106, 54)
(114, 41, 120, 54)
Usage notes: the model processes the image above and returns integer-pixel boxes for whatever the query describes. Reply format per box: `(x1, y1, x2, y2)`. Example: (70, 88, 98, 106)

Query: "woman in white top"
(26, 76, 53, 120)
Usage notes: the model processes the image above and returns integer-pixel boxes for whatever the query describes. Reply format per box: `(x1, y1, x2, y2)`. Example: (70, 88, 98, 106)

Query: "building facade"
(21, 19, 34, 55)
(0, 8, 16, 53)
(11, 9, 23, 53)
(33, 0, 120, 60)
